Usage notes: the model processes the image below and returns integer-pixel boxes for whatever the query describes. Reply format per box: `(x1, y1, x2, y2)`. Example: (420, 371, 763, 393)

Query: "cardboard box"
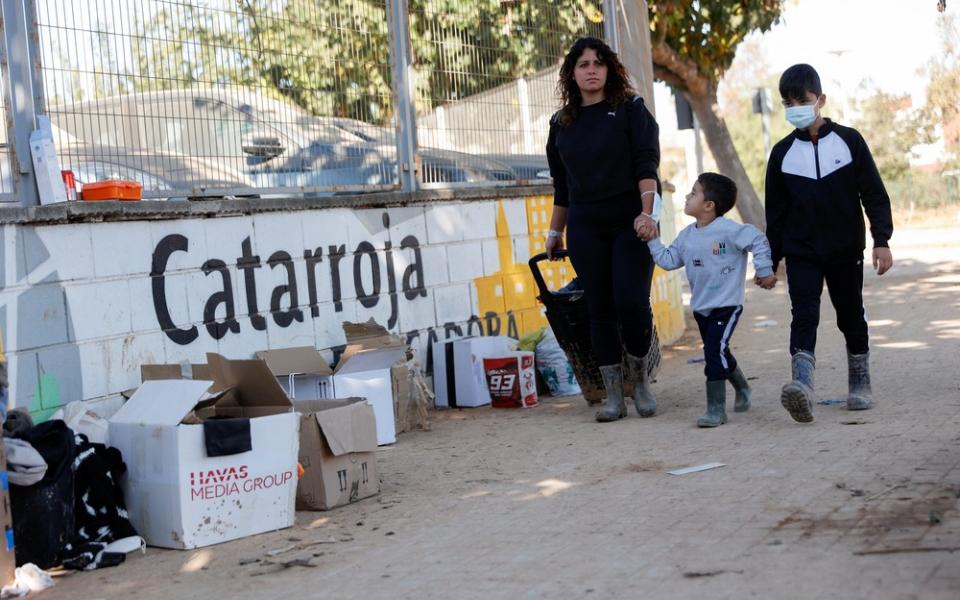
(141, 362, 212, 383)
(433, 336, 516, 408)
(111, 353, 299, 549)
(334, 347, 407, 446)
(256, 347, 335, 400)
(483, 352, 539, 408)
(0, 438, 15, 587)
(293, 398, 379, 510)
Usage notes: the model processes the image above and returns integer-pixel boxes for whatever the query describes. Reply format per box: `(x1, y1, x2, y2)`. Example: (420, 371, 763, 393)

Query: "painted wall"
(0, 193, 684, 420)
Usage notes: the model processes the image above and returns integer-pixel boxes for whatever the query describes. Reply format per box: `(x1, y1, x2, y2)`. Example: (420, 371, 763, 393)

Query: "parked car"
(51, 90, 519, 194)
(319, 118, 518, 184)
(1, 126, 256, 201)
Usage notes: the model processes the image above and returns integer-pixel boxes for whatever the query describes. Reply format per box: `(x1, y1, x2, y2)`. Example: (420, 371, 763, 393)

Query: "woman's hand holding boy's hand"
(754, 274, 778, 290)
(633, 214, 658, 241)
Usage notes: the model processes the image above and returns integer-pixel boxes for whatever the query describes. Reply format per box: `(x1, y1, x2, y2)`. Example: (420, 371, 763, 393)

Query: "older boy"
(765, 64, 894, 423)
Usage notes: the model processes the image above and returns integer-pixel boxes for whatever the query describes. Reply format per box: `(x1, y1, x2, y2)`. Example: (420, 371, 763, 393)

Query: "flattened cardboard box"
(112, 353, 299, 549)
(293, 399, 379, 510)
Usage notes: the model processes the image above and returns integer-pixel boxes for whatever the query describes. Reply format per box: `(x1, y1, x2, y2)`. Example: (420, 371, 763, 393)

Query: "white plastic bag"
(51, 401, 109, 445)
(534, 328, 581, 397)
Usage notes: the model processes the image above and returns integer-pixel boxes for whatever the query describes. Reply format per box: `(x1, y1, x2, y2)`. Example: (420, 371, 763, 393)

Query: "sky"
(753, 0, 955, 103)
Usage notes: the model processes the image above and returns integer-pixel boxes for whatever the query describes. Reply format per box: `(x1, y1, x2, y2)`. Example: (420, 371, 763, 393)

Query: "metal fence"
(0, 0, 611, 205)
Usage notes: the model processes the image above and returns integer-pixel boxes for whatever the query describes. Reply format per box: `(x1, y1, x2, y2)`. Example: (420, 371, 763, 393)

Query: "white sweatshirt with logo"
(647, 217, 774, 316)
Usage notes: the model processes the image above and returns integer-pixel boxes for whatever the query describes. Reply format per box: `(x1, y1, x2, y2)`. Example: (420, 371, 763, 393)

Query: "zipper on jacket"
(813, 140, 821, 179)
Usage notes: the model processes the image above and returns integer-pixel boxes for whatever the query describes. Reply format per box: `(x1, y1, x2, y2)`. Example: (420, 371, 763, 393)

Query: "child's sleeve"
(733, 224, 774, 278)
(764, 145, 789, 271)
(853, 131, 894, 248)
(546, 115, 569, 208)
(646, 229, 686, 271)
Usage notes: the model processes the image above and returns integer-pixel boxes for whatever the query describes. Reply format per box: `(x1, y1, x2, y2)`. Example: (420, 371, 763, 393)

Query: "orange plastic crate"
(81, 179, 143, 201)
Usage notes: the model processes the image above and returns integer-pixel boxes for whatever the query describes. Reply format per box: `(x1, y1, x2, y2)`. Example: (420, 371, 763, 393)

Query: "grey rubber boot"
(625, 353, 657, 417)
(697, 380, 728, 428)
(780, 351, 816, 423)
(846, 352, 873, 411)
(596, 364, 628, 422)
(728, 366, 752, 412)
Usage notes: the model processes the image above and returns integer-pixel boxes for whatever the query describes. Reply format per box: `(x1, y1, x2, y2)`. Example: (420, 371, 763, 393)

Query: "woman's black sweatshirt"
(546, 96, 660, 208)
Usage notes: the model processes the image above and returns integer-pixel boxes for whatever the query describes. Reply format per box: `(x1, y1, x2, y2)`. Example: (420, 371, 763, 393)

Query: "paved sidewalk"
(45, 229, 960, 599)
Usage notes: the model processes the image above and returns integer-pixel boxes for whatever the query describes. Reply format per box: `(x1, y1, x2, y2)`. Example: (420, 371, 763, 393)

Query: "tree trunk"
(685, 85, 766, 229)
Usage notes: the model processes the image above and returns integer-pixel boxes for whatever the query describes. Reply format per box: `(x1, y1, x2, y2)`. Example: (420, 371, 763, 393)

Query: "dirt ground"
(42, 225, 959, 600)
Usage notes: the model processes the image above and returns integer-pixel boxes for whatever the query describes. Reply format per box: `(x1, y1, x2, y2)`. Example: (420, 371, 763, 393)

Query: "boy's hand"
(873, 247, 893, 275)
(754, 274, 777, 289)
(633, 214, 658, 240)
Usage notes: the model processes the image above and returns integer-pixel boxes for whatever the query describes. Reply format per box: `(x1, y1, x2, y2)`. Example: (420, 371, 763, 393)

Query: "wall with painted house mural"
(0, 192, 685, 421)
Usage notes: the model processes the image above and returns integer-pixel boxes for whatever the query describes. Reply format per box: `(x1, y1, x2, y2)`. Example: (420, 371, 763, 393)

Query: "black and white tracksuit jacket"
(765, 119, 893, 270)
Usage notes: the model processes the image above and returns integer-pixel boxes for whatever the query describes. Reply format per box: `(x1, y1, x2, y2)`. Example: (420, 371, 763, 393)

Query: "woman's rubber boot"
(728, 366, 752, 412)
(625, 353, 657, 418)
(846, 352, 874, 411)
(780, 351, 816, 423)
(697, 380, 728, 428)
(596, 364, 628, 422)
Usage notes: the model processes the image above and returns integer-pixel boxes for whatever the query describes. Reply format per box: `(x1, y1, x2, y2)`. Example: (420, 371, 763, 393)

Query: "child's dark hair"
(697, 172, 737, 216)
(779, 64, 822, 102)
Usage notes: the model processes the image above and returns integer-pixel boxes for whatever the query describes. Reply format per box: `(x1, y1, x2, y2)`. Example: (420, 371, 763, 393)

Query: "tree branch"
(649, 33, 711, 96)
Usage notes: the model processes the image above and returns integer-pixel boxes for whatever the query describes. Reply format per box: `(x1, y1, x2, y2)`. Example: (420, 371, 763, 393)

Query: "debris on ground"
(668, 463, 726, 476)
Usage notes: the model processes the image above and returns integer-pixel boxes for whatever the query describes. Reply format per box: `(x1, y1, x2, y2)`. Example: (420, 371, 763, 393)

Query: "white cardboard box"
(433, 336, 516, 408)
(111, 354, 300, 549)
(256, 346, 336, 400)
(334, 347, 407, 446)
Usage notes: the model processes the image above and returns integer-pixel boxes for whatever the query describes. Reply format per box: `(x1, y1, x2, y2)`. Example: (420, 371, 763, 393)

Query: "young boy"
(642, 173, 776, 428)
(765, 64, 893, 424)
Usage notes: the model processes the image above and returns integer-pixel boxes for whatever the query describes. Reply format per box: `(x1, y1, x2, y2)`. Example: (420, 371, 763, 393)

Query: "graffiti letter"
(267, 251, 304, 327)
(236, 237, 266, 331)
(304, 247, 323, 318)
(152, 234, 198, 345)
(383, 214, 399, 329)
(466, 315, 484, 337)
(328, 244, 346, 312)
(484, 311, 501, 336)
(202, 259, 240, 339)
(353, 241, 381, 309)
(401, 235, 427, 300)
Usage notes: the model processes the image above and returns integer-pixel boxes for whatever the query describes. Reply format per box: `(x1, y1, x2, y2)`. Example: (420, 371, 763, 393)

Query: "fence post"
(1, 0, 45, 207)
(603, 0, 621, 53)
(387, 0, 419, 193)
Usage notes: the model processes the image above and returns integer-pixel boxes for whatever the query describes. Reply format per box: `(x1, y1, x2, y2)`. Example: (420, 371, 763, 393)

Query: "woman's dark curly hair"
(556, 37, 636, 127)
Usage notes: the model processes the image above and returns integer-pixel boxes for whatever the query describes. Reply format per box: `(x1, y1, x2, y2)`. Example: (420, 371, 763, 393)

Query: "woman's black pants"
(566, 195, 655, 366)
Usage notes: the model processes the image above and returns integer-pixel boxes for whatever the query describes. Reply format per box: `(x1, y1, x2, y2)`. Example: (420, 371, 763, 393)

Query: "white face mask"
(785, 98, 820, 129)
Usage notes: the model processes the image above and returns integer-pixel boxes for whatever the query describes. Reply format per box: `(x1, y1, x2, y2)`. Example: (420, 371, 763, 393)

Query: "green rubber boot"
(596, 364, 627, 422)
(625, 353, 657, 417)
(781, 351, 816, 423)
(846, 352, 873, 411)
(697, 380, 728, 428)
(728, 366, 752, 412)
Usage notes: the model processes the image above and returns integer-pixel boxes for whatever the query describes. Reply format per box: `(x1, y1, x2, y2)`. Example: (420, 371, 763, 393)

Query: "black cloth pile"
(61, 435, 138, 570)
(5, 412, 138, 570)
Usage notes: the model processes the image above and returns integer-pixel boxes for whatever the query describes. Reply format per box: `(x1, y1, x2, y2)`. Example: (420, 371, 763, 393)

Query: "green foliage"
(649, 0, 784, 86)
(851, 88, 927, 182)
(922, 14, 960, 168)
(123, 0, 602, 124)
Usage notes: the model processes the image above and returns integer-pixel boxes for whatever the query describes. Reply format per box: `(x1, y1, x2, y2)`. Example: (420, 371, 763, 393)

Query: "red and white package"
(483, 352, 538, 409)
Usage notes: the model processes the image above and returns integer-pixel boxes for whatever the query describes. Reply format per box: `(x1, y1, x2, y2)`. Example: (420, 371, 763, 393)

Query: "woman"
(545, 37, 661, 423)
